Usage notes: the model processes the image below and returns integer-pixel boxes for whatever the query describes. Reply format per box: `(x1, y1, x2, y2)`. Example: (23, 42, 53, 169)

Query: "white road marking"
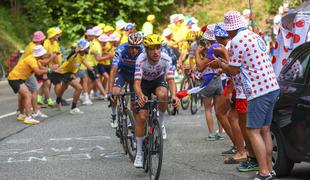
(0, 98, 73, 119)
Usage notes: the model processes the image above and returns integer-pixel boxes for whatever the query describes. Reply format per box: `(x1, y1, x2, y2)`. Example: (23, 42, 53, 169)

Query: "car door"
(275, 43, 310, 161)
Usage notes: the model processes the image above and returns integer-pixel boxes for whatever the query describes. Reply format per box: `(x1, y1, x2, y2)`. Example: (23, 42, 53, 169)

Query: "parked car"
(272, 42, 310, 177)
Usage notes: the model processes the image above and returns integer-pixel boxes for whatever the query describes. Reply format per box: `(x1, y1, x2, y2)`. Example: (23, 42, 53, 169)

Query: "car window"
(279, 52, 310, 84)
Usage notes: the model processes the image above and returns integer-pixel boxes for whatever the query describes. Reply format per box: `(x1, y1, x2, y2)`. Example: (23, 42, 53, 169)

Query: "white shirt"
(229, 29, 279, 101)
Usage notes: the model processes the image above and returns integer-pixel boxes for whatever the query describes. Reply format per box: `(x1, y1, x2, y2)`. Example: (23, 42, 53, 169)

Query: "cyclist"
(108, 32, 144, 128)
(133, 34, 178, 168)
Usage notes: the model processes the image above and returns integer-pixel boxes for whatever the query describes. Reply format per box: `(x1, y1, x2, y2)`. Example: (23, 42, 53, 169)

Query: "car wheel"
(271, 124, 295, 177)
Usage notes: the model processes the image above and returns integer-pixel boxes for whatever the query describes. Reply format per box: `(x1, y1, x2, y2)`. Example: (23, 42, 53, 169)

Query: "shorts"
(25, 75, 37, 92)
(49, 72, 73, 85)
(247, 89, 280, 128)
(35, 74, 49, 84)
(76, 69, 87, 78)
(113, 72, 135, 100)
(97, 64, 111, 74)
(236, 99, 247, 113)
(199, 76, 223, 97)
(87, 66, 100, 81)
(8, 79, 25, 94)
(139, 76, 167, 109)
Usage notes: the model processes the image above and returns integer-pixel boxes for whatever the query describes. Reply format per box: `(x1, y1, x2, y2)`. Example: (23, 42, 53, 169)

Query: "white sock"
(136, 137, 144, 156)
(111, 106, 116, 115)
(159, 111, 165, 127)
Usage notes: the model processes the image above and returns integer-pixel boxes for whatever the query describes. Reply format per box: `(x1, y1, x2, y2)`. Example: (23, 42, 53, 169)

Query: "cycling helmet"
(143, 34, 162, 47)
(186, 32, 195, 41)
(195, 31, 204, 40)
(128, 32, 143, 47)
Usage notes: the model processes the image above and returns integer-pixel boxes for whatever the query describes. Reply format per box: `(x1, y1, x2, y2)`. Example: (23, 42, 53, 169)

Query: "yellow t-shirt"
(86, 39, 102, 67)
(59, 53, 85, 74)
(44, 39, 62, 65)
(20, 42, 36, 60)
(99, 42, 114, 66)
(8, 55, 38, 80)
(120, 33, 128, 45)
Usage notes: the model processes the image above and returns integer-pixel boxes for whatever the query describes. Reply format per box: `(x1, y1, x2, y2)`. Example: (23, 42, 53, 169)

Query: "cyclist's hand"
(137, 95, 147, 107)
(171, 96, 179, 108)
(108, 92, 116, 103)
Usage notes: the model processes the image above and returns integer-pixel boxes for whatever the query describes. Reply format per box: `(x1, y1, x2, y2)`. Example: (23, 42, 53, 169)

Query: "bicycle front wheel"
(148, 118, 163, 180)
(180, 77, 190, 110)
(126, 110, 136, 162)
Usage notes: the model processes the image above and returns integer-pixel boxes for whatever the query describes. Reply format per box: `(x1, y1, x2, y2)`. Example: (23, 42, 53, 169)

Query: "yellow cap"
(98, 23, 106, 30)
(47, 27, 62, 39)
(103, 25, 115, 33)
(147, 14, 155, 21)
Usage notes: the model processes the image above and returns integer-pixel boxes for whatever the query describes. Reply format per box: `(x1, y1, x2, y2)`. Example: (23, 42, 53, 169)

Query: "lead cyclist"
(133, 34, 178, 168)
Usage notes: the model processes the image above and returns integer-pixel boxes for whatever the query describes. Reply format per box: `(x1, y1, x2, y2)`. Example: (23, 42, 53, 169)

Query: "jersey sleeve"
(112, 46, 122, 67)
(164, 55, 175, 80)
(134, 54, 144, 80)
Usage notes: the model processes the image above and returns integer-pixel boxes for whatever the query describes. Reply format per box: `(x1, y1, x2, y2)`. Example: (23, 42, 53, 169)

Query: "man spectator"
(209, 11, 280, 180)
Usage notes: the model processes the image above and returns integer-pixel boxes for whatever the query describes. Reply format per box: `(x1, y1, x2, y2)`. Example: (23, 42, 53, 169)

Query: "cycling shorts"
(113, 72, 135, 101)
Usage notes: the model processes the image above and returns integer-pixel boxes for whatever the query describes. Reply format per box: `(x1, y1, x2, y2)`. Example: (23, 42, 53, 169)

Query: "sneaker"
(222, 146, 236, 155)
(61, 99, 70, 106)
(17, 114, 26, 121)
(270, 170, 277, 179)
(216, 133, 225, 140)
(253, 173, 272, 180)
(23, 116, 40, 125)
(237, 157, 259, 172)
(82, 99, 93, 105)
(162, 125, 167, 140)
(208, 134, 216, 141)
(37, 95, 44, 105)
(47, 98, 54, 106)
(110, 114, 117, 128)
(134, 153, 144, 168)
(32, 110, 48, 118)
(70, 108, 84, 115)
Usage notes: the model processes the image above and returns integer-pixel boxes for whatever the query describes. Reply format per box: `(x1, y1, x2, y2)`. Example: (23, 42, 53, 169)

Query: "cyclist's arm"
(109, 66, 118, 92)
(134, 79, 144, 98)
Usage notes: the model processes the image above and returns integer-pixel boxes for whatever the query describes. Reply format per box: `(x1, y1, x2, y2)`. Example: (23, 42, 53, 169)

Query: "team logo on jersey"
(257, 39, 267, 52)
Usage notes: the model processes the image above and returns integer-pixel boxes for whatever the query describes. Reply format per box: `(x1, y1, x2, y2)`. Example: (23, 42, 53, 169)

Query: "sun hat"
(85, 29, 95, 36)
(77, 39, 90, 51)
(170, 14, 179, 23)
(203, 24, 216, 41)
(98, 34, 110, 42)
(125, 23, 135, 31)
(103, 25, 115, 33)
(116, 19, 127, 30)
(98, 23, 106, 30)
(242, 9, 251, 16)
(147, 14, 155, 21)
(214, 22, 229, 38)
(32, 31, 46, 42)
(223, 11, 248, 31)
(47, 27, 61, 39)
(178, 14, 185, 21)
(109, 33, 120, 42)
(162, 28, 173, 37)
(93, 26, 103, 36)
(33, 45, 47, 57)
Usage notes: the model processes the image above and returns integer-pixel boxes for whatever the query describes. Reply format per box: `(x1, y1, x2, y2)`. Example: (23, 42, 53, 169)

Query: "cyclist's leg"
(155, 86, 168, 125)
(134, 109, 148, 167)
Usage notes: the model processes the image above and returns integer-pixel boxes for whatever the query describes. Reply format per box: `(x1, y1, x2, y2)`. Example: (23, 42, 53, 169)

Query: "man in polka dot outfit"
(209, 11, 280, 180)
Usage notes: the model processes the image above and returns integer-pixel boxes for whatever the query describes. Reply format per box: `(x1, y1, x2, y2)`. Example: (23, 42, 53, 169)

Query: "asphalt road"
(0, 81, 309, 180)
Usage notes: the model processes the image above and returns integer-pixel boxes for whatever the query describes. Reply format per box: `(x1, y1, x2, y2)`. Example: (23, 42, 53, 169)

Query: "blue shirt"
(112, 43, 144, 78)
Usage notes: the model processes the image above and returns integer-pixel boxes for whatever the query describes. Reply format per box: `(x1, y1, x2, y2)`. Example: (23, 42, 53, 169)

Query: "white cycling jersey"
(134, 52, 174, 81)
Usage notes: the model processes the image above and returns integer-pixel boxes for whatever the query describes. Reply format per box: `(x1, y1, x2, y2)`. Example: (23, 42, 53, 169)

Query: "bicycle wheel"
(148, 118, 163, 180)
(180, 77, 190, 110)
(190, 93, 198, 114)
(121, 115, 128, 155)
(126, 110, 136, 162)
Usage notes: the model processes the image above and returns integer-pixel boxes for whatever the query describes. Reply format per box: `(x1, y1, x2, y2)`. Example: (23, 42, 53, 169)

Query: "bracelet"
(47, 68, 52, 74)
(251, 21, 258, 27)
